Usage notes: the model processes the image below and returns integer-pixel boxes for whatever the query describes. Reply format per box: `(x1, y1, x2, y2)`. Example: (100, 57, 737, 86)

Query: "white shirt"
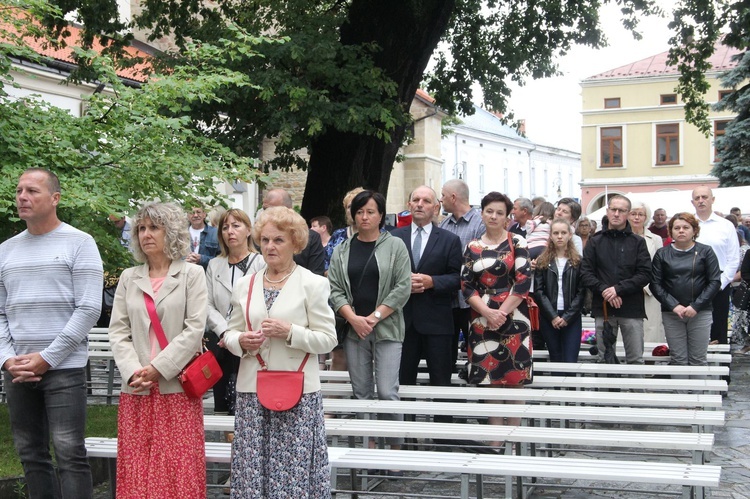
(555, 257, 568, 310)
(411, 222, 433, 261)
(189, 226, 203, 252)
(696, 211, 740, 289)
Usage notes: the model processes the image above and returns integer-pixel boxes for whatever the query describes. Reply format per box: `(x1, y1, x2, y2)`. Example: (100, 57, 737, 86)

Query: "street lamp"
(552, 177, 562, 198)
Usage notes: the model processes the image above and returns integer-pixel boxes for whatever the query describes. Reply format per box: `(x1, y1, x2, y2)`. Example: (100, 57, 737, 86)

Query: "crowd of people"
(1, 167, 748, 498)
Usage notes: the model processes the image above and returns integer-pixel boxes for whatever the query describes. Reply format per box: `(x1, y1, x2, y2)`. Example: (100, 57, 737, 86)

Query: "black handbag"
(732, 281, 750, 311)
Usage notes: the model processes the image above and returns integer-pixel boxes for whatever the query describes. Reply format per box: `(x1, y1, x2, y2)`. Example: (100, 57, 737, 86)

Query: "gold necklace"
(263, 264, 296, 290)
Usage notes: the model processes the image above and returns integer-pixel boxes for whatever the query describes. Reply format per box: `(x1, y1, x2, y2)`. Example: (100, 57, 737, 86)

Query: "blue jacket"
(196, 225, 219, 269)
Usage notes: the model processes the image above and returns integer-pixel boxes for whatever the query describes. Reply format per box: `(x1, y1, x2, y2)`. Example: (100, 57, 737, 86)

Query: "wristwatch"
(373, 310, 382, 320)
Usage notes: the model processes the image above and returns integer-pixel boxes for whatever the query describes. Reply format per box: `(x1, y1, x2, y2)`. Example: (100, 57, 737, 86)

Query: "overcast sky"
(505, 4, 674, 152)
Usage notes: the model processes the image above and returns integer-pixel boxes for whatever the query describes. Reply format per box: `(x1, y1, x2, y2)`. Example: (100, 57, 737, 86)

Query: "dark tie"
(413, 227, 424, 267)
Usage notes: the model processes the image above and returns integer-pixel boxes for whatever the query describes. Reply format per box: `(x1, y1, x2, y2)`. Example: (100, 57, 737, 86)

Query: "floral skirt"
(116, 384, 206, 499)
(231, 391, 330, 499)
(468, 301, 534, 386)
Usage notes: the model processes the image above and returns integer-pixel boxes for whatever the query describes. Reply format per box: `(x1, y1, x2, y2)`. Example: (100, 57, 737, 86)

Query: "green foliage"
(18, 0, 750, 207)
(711, 51, 750, 185)
(55, 0, 407, 174)
(427, 0, 663, 117)
(0, 7, 264, 273)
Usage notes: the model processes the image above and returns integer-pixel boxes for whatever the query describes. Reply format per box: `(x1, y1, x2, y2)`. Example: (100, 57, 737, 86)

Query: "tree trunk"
(301, 0, 455, 225)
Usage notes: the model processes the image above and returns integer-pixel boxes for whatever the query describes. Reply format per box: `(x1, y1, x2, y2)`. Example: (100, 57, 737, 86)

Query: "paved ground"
(92, 354, 748, 498)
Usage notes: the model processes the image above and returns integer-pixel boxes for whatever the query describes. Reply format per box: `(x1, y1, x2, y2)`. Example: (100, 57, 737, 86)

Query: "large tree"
(47, 0, 669, 224)
(0, 2, 265, 272)
(34, 0, 750, 218)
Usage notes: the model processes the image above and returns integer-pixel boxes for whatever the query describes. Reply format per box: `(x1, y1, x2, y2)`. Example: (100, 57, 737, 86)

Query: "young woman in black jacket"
(651, 213, 721, 367)
(534, 219, 585, 362)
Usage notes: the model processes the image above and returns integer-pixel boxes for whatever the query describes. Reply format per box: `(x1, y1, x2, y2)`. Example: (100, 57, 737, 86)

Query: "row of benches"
(84, 436, 720, 499)
(78, 326, 728, 497)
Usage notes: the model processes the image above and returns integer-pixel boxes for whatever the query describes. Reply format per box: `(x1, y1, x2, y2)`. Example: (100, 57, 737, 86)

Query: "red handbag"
(506, 232, 541, 331)
(245, 274, 308, 411)
(144, 293, 223, 398)
(255, 353, 309, 411)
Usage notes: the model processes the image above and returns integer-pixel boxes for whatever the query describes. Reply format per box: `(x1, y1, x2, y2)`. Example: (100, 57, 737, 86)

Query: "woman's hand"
(483, 308, 507, 331)
(129, 364, 161, 393)
(672, 304, 686, 318)
(551, 316, 567, 329)
(349, 315, 374, 339)
(239, 330, 266, 352)
(682, 305, 697, 318)
(260, 318, 293, 339)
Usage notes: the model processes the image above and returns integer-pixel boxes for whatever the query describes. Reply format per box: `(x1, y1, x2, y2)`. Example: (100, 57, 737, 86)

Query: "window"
(714, 120, 730, 162)
(518, 172, 524, 197)
(503, 168, 509, 193)
(478, 164, 485, 196)
(604, 97, 621, 109)
(600, 126, 623, 167)
(718, 90, 732, 102)
(656, 124, 680, 165)
(660, 94, 677, 105)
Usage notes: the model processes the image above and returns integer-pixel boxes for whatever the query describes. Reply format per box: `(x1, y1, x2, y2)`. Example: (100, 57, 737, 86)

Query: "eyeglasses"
(607, 208, 629, 214)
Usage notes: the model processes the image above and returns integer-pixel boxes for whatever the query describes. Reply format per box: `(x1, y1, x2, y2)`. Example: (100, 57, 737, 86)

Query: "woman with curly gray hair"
(108, 201, 208, 498)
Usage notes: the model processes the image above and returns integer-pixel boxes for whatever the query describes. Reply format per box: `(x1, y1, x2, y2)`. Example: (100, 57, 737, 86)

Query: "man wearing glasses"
(581, 195, 652, 364)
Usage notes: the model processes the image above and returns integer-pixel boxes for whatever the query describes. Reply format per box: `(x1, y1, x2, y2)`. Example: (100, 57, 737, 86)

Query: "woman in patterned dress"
(731, 235, 750, 353)
(223, 206, 337, 498)
(461, 192, 533, 444)
(109, 202, 208, 498)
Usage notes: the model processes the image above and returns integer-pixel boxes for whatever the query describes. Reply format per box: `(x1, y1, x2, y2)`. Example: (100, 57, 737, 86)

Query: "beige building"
(579, 42, 742, 214)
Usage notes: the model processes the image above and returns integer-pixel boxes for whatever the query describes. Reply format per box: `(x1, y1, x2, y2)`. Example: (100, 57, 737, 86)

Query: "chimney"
(518, 119, 526, 136)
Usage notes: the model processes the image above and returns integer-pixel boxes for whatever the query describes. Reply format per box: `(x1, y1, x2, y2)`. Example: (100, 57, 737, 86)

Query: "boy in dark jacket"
(580, 195, 652, 364)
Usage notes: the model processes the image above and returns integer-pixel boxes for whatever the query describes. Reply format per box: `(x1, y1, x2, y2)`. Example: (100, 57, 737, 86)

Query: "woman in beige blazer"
(108, 202, 207, 499)
(224, 206, 337, 498)
(206, 208, 265, 415)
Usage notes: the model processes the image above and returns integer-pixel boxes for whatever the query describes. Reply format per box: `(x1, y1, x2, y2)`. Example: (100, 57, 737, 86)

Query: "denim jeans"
(540, 312, 582, 363)
(344, 335, 404, 445)
(4, 368, 92, 499)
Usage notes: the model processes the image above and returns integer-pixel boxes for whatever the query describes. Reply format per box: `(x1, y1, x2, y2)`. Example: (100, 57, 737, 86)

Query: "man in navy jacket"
(392, 186, 463, 387)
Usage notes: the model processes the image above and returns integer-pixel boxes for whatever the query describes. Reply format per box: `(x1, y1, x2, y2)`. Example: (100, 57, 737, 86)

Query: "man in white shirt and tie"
(692, 186, 740, 344)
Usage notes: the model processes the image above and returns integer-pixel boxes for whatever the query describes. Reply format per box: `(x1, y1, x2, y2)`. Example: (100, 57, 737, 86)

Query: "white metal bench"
(317, 383, 724, 409)
(203, 415, 714, 464)
(84, 437, 720, 499)
(532, 362, 728, 377)
(320, 398, 724, 429)
(319, 370, 729, 393)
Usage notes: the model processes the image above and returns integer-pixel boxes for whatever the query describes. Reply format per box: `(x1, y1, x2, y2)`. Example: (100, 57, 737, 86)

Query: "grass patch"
(0, 403, 118, 477)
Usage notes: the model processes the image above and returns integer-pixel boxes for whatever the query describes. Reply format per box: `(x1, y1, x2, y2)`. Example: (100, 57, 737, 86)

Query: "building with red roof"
(579, 41, 743, 213)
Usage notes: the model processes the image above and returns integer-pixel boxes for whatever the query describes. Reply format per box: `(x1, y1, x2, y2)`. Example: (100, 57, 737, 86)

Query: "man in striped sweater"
(0, 168, 103, 499)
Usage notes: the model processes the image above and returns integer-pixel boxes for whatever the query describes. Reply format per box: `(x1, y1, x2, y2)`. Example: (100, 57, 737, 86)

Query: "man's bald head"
(263, 188, 293, 209)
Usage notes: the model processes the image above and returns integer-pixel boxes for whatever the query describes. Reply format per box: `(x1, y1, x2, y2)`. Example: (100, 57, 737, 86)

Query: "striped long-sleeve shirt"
(0, 223, 103, 370)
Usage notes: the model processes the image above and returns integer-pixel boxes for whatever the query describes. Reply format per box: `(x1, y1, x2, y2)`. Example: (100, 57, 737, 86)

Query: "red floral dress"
(461, 234, 533, 386)
(115, 276, 206, 498)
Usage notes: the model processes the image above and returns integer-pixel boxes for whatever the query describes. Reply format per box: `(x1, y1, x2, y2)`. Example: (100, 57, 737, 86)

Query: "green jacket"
(328, 231, 411, 342)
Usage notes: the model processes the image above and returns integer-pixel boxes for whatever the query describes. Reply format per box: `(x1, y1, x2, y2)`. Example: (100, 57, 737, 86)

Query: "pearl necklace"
(263, 264, 296, 290)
